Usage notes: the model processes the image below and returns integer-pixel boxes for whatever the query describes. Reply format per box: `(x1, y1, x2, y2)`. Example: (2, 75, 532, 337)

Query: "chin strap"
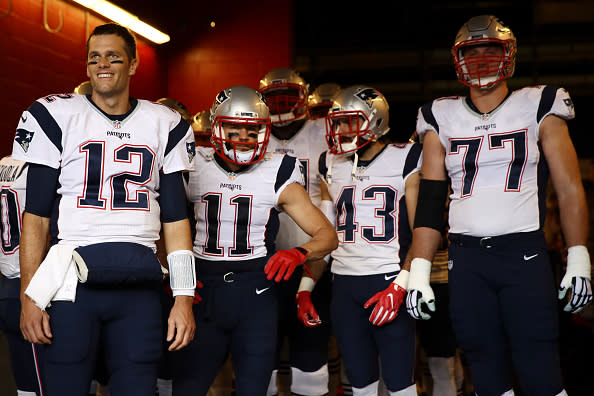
(351, 152, 359, 182)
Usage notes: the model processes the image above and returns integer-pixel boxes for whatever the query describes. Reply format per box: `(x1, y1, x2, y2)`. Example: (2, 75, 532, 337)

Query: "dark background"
(113, 0, 594, 153)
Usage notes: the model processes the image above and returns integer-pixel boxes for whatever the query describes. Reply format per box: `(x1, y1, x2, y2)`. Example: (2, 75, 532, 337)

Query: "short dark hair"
(87, 23, 136, 60)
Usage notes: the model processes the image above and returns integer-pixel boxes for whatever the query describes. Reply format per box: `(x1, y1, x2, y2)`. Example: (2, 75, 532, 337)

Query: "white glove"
(406, 258, 436, 320)
(558, 245, 593, 313)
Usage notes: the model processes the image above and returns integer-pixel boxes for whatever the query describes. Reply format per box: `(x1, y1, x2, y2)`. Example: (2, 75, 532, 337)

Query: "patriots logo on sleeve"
(186, 142, 196, 162)
(355, 88, 380, 109)
(563, 98, 574, 112)
(15, 128, 35, 153)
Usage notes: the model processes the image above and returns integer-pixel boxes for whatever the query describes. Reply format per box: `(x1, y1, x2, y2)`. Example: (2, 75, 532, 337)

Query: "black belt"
(448, 230, 544, 249)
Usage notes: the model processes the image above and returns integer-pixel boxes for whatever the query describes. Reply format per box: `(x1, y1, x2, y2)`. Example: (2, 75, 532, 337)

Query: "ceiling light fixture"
(71, 0, 170, 44)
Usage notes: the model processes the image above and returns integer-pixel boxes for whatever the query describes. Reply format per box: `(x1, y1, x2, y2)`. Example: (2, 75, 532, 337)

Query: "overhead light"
(71, 0, 170, 44)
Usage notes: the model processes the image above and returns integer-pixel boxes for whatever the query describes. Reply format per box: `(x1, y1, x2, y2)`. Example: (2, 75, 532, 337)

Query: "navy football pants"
(331, 271, 415, 392)
(172, 260, 278, 396)
(448, 231, 564, 396)
(43, 283, 162, 396)
(0, 277, 44, 395)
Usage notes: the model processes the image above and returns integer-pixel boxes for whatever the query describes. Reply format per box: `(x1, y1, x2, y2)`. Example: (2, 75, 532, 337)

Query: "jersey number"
(335, 186, 397, 243)
(202, 193, 253, 257)
(0, 188, 21, 254)
(449, 130, 527, 196)
(77, 142, 155, 210)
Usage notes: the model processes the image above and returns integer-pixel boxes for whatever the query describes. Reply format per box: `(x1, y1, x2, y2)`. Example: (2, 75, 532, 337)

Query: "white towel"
(25, 244, 78, 310)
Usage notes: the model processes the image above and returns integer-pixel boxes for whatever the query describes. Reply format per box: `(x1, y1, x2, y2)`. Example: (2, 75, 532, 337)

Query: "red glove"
(265, 247, 308, 282)
(193, 281, 204, 305)
(364, 282, 407, 326)
(296, 290, 322, 327)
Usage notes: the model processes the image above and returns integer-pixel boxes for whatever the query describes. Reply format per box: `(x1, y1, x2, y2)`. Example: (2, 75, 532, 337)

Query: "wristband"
(167, 250, 196, 297)
(567, 245, 591, 280)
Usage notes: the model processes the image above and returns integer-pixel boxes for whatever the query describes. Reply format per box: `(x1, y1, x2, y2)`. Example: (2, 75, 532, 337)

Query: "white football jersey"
(186, 148, 304, 261)
(0, 156, 27, 279)
(12, 94, 196, 248)
(267, 118, 328, 250)
(416, 85, 575, 236)
(319, 143, 422, 276)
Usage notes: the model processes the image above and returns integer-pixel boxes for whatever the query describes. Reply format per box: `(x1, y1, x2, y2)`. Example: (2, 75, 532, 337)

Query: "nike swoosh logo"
(21, 115, 27, 122)
(256, 287, 270, 295)
(524, 254, 539, 261)
(384, 274, 397, 281)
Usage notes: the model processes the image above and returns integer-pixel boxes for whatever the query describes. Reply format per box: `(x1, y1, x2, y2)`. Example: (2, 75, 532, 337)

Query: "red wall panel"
(166, 0, 292, 115)
(0, 0, 166, 157)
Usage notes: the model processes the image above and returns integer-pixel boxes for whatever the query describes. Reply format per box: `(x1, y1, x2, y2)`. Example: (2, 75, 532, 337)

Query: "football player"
(319, 85, 420, 396)
(307, 82, 341, 120)
(13, 23, 196, 395)
(0, 156, 45, 395)
(259, 67, 333, 396)
(171, 85, 337, 396)
(407, 15, 592, 396)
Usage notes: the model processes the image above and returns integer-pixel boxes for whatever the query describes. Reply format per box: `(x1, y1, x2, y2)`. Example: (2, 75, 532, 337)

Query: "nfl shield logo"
(112, 120, 122, 129)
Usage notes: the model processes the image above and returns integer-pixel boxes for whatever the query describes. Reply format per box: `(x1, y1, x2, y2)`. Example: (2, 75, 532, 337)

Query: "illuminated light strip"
(71, 0, 170, 44)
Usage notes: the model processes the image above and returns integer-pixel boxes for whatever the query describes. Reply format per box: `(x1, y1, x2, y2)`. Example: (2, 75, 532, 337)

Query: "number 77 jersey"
(11, 94, 195, 248)
(416, 85, 575, 236)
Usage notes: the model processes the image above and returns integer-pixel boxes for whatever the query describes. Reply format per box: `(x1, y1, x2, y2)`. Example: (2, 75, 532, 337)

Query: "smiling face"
(86, 34, 138, 100)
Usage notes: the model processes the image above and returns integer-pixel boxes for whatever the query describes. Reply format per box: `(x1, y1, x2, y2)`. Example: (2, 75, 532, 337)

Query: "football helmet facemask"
(307, 82, 341, 119)
(258, 67, 309, 126)
(452, 15, 517, 89)
(210, 85, 271, 165)
(325, 85, 390, 155)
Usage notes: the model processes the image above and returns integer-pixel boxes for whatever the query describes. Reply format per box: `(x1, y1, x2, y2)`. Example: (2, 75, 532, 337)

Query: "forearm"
(302, 258, 328, 281)
(557, 187, 589, 247)
(19, 212, 51, 299)
(405, 227, 442, 267)
(300, 225, 338, 262)
(162, 218, 193, 253)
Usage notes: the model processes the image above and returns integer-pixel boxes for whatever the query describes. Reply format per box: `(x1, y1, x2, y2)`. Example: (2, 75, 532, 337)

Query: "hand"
(364, 282, 407, 326)
(296, 291, 322, 327)
(265, 247, 308, 282)
(20, 296, 52, 344)
(167, 295, 196, 351)
(406, 258, 436, 320)
(558, 245, 592, 313)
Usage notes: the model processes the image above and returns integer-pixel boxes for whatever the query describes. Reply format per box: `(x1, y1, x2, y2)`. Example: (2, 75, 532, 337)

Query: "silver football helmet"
(157, 97, 192, 122)
(307, 82, 341, 120)
(258, 67, 309, 126)
(451, 15, 517, 88)
(73, 81, 92, 95)
(210, 85, 271, 165)
(191, 110, 212, 147)
(325, 85, 390, 155)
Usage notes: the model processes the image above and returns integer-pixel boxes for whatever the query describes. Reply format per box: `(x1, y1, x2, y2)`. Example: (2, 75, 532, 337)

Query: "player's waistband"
(195, 256, 270, 283)
(448, 230, 545, 249)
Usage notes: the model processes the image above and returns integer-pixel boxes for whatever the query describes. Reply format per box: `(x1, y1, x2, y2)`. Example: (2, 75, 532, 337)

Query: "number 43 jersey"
(186, 148, 304, 261)
(416, 85, 575, 237)
(319, 143, 422, 276)
(12, 94, 195, 248)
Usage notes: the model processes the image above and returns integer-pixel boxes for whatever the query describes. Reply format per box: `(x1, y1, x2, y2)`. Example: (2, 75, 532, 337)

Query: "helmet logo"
(355, 88, 379, 109)
(215, 90, 230, 105)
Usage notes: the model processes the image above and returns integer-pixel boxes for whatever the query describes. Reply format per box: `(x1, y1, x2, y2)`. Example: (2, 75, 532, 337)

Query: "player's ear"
(129, 57, 138, 76)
